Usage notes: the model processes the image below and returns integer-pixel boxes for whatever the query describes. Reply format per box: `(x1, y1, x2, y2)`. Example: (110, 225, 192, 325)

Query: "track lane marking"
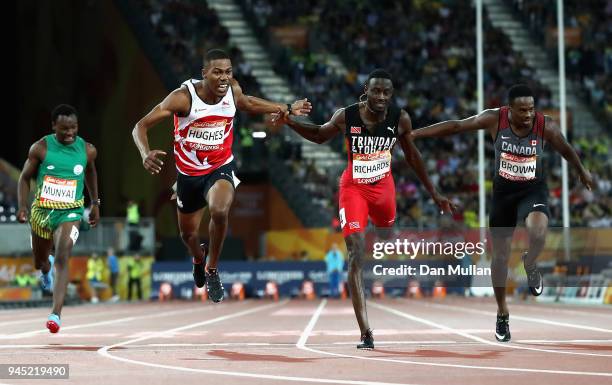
(98, 301, 414, 385)
(296, 299, 612, 377)
(0, 304, 224, 339)
(373, 302, 612, 358)
(406, 299, 612, 334)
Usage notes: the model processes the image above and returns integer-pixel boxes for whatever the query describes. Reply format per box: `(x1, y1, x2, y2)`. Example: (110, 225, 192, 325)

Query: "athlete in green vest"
(17, 104, 100, 334)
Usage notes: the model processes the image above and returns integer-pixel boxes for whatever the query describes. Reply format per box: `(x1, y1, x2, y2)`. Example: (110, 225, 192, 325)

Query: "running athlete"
(412, 84, 593, 342)
(280, 69, 454, 349)
(133, 49, 311, 303)
(17, 104, 100, 333)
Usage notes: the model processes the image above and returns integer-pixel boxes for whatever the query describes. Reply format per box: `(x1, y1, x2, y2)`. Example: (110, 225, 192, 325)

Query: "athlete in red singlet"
(133, 49, 311, 302)
(280, 69, 454, 349)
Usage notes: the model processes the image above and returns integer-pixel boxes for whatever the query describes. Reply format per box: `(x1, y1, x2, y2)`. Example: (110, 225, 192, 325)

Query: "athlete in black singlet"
(412, 84, 593, 342)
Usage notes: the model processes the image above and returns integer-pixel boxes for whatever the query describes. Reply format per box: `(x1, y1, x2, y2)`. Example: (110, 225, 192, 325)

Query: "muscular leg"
(524, 212, 548, 270)
(178, 207, 206, 263)
(51, 221, 80, 316)
(31, 232, 53, 273)
(345, 232, 370, 334)
(205, 180, 234, 271)
(490, 231, 513, 316)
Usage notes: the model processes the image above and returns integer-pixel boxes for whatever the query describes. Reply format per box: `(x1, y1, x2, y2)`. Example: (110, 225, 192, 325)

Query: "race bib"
(352, 150, 391, 183)
(40, 176, 77, 203)
(499, 152, 536, 181)
(185, 120, 226, 147)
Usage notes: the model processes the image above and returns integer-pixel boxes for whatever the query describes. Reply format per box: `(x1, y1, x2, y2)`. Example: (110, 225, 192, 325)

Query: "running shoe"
(357, 329, 374, 350)
(205, 268, 224, 303)
(40, 256, 55, 292)
(40, 271, 53, 291)
(522, 252, 543, 296)
(192, 243, 208, 288)
(46, 313, 61, 334)
(495, 314, 511, 342)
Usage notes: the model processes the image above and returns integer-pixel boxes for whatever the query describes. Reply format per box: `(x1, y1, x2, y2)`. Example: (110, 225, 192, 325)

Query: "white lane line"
(408, 299, 612, 334)
(0, 317, 71, 327)
(331, 340, 458, 345)
(98, 300, 413, 385)
(0, 305, 188, 327)
(99, 301, 286, 350)
(0, 341, 484, 354)
(373, 302, 612, 358)
(296, 300, 612, 377)
(0, 344, 90, 349)
(504, 303, 612, 319)
(292, 299, 419, 385)
(0, 303, 157, 319)
(297, 299, 327, 348)
(0, 305, 216, 339)
(441, 298, 612, 319)
(147, 342, 274, 347)
(517, 339, 612, 344)
(223, 328, 497, 337)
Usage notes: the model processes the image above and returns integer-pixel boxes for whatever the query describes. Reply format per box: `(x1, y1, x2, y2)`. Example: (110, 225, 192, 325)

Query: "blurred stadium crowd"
(3, 0, 609, 230)
(509, 0, 611, 118)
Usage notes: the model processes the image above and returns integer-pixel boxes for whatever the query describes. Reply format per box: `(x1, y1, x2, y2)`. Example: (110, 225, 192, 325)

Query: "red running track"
(0, 297, 611, 385)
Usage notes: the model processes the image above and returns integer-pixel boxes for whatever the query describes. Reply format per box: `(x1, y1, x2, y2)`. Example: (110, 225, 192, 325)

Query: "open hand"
(290, 98, 312, 116)
(580, 170, 594, 191)
(270, 110, 291, 126)
(143, 150, 166, 175)
(17, 208, 28, 223)
(89, 205, 100, 228)
(432, 192, 458, 215)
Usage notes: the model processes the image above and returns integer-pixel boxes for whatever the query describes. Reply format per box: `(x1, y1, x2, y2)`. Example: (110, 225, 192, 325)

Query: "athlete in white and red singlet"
(172, 77, 238, 176)
(133, 49, 311, 303)
(281, 69, 454, 349)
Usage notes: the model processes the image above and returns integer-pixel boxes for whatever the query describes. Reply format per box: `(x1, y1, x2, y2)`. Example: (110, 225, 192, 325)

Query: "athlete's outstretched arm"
(231, 80, 312, 116)
(284, 108, 344, 144)
(132, 88, 190, 175)
(543, 116, 593, 190)
(84, 143, 100, 227)
(412, 109, 498, 139)
(17, 141, 45, 223)
(398, 110, 456, 214)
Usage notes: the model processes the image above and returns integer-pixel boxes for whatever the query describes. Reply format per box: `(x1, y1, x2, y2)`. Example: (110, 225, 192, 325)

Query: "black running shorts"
(489, 182, 551, 228)
(175, 161, 240, 214)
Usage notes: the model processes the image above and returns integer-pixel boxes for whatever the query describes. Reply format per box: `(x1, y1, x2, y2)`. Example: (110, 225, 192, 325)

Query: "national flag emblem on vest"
(350, 126, 361, 134)
(531, 140, 537, 146)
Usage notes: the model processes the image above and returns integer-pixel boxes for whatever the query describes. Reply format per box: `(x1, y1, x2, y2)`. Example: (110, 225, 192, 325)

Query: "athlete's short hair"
(508, 84, 534, 104)
(51, 104, 77, 123)
(204, 49, 230, 66)
(367, 68, 392, 82)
